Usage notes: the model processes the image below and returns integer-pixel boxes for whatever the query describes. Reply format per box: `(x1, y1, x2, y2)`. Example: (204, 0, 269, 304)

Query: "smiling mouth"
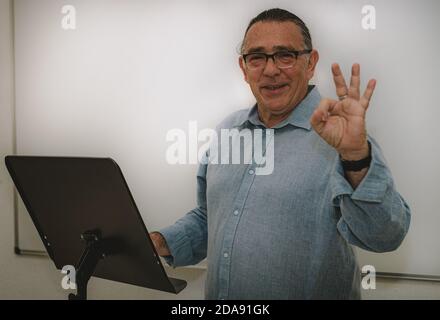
(261, 84, 289, 94)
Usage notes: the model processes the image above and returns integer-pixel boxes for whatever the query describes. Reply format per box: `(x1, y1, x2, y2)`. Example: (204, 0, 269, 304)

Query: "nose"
(262, 56, 281, 77)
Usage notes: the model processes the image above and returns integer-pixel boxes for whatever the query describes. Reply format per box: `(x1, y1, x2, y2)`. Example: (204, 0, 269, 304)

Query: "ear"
(305, 49, 319, 81)
(239, 56, 249, 84)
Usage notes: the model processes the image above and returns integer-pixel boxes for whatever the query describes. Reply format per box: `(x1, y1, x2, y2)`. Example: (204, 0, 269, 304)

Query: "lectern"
(5, 155, 187, 300)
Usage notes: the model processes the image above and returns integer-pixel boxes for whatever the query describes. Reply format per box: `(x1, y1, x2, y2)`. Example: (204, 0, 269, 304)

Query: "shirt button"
(248, 169, 255, 175)
(233, 210, 239, 215)
(223, 252, 229, 258)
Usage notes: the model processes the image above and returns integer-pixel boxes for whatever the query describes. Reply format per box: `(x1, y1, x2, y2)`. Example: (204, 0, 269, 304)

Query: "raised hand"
(310, 63, 376, 160)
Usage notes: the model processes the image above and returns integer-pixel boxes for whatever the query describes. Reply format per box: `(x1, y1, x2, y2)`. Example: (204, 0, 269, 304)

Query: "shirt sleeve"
(329, 135, 411, 252)
(159, 159, 208, 267)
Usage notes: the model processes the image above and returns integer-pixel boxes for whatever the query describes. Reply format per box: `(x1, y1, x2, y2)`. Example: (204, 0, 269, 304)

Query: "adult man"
(150, 8, 411, 299)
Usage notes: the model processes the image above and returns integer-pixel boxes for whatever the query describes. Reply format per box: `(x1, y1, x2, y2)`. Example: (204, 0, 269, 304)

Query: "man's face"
(239, 21, 318, 117)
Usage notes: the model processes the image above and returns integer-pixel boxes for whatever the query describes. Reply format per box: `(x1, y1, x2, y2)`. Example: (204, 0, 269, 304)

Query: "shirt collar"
(234, 85, 321, 130)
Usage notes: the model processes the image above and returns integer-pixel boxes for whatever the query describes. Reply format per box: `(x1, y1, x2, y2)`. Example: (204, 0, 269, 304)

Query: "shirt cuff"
(159, 223, 195, 268)
(330, 137, 392, 206)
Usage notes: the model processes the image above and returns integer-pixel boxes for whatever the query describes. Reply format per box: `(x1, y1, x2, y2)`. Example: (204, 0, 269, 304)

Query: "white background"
(12, 0, 440, 279)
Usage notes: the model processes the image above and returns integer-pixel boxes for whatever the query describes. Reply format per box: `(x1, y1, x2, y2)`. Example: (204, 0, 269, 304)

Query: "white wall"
(1, 0, 440, 299)
(0, 0, 207, 300)
(12, 0, 440, 277)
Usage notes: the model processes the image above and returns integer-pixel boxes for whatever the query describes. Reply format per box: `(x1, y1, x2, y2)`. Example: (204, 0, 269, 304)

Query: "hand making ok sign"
(310, 63, 376, 160)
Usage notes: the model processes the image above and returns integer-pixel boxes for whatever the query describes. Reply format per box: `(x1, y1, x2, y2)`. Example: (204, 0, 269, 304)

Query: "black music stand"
(5, 155, 186, 300)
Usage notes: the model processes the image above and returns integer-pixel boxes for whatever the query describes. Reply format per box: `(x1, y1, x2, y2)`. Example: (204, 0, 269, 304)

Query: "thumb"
(310, 98, 337, 133)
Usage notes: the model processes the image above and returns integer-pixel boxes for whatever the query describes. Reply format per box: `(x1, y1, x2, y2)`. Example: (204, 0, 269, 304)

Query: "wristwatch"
(340, 141, 372, 172)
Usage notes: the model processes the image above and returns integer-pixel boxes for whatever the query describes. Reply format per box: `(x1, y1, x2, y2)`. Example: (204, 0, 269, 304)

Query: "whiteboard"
(14, 0, 440, 277)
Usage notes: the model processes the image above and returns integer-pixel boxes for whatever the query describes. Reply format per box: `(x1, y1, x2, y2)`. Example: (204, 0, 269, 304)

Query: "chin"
(262, 99, 290, 113)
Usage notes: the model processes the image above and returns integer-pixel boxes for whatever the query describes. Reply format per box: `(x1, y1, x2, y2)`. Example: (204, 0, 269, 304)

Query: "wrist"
(340, 141, 372, 172)
(340, 141, 369, 161)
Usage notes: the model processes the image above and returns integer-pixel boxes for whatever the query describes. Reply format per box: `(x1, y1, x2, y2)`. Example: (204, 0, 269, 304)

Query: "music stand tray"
(5, 155, 187, 300)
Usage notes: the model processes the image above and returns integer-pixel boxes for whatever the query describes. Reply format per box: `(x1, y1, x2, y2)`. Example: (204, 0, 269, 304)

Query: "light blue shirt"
(160, 85, 411, 299)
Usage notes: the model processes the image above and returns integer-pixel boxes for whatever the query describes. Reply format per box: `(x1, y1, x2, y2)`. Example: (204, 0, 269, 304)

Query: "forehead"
(243, 21, 304, 52)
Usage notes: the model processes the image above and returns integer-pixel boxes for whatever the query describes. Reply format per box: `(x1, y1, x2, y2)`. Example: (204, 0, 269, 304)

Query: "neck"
(258, 109, 292, 128)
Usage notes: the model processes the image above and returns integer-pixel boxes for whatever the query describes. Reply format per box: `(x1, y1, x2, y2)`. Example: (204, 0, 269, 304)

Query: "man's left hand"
(310, 63, 376, 161)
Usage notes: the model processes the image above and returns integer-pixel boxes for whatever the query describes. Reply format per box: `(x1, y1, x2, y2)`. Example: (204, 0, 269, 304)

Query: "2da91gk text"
(215, 304, 270, 316)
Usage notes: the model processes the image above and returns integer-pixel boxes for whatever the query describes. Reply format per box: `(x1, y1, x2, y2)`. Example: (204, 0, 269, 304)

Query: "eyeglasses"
(242, 49, 312, 70)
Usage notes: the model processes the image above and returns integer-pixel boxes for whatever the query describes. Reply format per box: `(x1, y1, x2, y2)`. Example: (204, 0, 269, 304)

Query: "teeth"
(266, 85, 284, 90)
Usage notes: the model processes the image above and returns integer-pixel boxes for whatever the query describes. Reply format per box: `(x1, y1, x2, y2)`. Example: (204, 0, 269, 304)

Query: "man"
(150, 8, 411, 299)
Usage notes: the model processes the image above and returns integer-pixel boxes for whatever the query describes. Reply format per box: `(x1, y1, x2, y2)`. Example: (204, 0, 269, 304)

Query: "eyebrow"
(245, 46, 266, 54)
(273, 45, 297, 51)
(244, 45, 298, 54)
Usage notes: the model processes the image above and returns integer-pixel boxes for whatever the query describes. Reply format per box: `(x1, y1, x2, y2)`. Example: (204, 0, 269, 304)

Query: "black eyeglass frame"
(242, 49, 313, 69)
